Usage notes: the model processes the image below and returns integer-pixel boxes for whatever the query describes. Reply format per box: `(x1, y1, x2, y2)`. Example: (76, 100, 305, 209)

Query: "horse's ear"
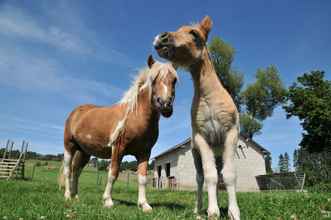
(171, 63, 178, 70)
(147, 55, 155, 69)
(199, 16, 213, 40)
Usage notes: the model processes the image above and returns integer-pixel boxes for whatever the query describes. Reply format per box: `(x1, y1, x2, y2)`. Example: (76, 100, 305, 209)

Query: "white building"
(153, 135, 271, 192)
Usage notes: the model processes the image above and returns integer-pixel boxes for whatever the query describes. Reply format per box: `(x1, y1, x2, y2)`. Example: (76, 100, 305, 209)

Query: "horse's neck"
(190, 48, 225, 98)
(134, 86, 159, 123)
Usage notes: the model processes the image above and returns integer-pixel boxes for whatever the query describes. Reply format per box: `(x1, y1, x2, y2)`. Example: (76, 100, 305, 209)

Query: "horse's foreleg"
(192, 147, 204, 215)
(193, 133, 219, 219)
(137, 156, 152, 213)
(103, 154, 121, 208)
(71, 150, 90, 200)
(222, 128, 240, 220)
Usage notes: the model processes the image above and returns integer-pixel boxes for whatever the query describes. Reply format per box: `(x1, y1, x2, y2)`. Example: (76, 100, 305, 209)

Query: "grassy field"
(0, 160, 330, 220)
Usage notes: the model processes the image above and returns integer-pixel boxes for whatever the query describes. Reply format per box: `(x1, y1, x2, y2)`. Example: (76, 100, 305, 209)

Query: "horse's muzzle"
(154, 33, 174, 60)
(161, 106, 173, 118)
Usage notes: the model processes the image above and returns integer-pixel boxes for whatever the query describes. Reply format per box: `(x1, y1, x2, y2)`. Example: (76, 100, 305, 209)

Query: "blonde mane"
(119, 62, 177, 112)
(108, 62, 177, 148)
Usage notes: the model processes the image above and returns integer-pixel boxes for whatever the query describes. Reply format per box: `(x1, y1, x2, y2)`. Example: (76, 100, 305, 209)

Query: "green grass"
(0, 161, 330, 220)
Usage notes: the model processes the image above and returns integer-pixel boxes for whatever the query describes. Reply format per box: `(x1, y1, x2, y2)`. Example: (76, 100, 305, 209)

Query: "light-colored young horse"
(61, 55, 177, 212)
(154, 17, 240, 219)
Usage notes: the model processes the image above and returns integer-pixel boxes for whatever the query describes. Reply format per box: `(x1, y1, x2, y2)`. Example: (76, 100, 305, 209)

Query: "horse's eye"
(189, 30, 200, 40)
(189, 30, 203, 47)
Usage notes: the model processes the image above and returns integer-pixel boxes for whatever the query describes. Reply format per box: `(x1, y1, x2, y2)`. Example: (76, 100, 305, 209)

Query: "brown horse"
(62, 55, 177, 212)
(154, 17, 240, 219)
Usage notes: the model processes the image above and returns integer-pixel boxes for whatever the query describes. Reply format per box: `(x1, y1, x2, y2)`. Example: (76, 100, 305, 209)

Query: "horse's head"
(153, 16, 213, 68)
(147, 55, 177, 118)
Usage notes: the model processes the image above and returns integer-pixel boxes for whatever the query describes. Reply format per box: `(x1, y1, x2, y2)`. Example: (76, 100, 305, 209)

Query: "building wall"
(154, 140, 267, 191)
(234, 139, 267, 191)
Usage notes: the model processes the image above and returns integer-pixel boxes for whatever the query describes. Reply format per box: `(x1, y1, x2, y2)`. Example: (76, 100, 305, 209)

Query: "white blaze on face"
(161, 82, 168, 99)
(153, 35, 160, 46)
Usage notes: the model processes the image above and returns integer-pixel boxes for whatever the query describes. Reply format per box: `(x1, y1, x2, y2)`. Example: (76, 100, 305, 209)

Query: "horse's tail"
(58, 162, 65, 191)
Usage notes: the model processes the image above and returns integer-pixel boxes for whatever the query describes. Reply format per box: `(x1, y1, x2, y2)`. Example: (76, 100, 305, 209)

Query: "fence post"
(126, 172, 130, 192)
(31, 163, 36, 180)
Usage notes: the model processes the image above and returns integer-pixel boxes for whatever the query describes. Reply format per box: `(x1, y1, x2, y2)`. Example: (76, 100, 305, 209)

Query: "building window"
(166, 163, 171, 177)
(157, 165, 162, 178)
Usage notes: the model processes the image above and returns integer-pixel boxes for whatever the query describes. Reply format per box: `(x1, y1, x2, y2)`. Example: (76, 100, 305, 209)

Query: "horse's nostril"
(159, 32, 169, 43)
(160, 32, 168, 39)
(157, 97, 163, 105)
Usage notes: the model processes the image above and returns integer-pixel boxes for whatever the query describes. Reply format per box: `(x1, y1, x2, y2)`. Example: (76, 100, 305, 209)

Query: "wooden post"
(2, 140, 10, 160)
(8, 141, 14, 159)
(31, 163, 36, 180)
(23, 142, 28, 162)
(96, 161, 100, 185)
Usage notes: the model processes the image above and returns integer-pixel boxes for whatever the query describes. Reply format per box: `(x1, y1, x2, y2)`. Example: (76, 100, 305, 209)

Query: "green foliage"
(121, 160, 137, 171)
(209, 37, 244, 110)
(293, 149, 299, 171)
(283, 70, 331, 153)
(240, 113, 263, 138)
(295, 148, 331, 186)
(283, 152, 290, 172)
(308, 182, 331, 193)
(264, 154, 273, 174)
(209, 37, 286, 139)
(242, 65, 287, 120)
(278, 153, 289, 173)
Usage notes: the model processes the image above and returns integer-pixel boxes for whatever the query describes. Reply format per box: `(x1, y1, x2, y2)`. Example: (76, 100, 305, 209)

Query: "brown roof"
(153, 135, 270, 160)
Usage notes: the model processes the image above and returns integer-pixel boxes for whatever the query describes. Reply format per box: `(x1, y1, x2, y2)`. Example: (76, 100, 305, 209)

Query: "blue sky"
(0, 1, 330, 168)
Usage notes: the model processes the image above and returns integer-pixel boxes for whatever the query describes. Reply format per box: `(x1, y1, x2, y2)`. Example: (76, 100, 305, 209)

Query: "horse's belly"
(75, 132, 111, 158)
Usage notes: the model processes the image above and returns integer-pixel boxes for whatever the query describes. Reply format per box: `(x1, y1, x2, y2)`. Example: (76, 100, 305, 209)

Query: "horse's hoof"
(196, 215, 204, 220)
(194, 206, 202, 215)
(74, 195, 79, 201)
(64, 192, 72, 201)
(208, 207, 220, 220)
(104, 199, 114, 208)
(139, 202, 152, 213)
(228, 206, 240, 220)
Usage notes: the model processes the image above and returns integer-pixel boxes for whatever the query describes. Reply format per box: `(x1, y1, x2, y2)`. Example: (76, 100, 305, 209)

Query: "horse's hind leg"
(63, 141, 77, 200)
(71, 150, 90, 199)
(222, 127, 240, 220)
(137, 154, 152, 212)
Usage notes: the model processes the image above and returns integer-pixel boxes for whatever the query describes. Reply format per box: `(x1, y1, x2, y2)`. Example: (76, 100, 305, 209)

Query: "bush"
(308, 182, 331, 193)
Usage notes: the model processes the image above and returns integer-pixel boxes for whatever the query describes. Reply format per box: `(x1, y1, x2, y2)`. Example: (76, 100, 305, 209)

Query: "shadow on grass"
(198, 207, 228, 218)
(114, 199, 186, 210)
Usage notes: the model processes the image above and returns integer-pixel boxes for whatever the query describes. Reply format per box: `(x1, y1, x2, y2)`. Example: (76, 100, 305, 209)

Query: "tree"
(242, 66, 287, 120)
(240, 113, 263, 139)
(293, 149, 298, 171)
(283, 152, 290, 172)
(209, 37, 244, 110)
(209, 37, 286, 139)
(278, 154, 284, 173)
(284, 70, 331, 185)
(265, 153, 273, 174)
(283, 70, 331, 153)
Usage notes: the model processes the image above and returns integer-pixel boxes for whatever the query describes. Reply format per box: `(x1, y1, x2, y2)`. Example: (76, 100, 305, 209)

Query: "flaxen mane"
(107, 63, 177, 148)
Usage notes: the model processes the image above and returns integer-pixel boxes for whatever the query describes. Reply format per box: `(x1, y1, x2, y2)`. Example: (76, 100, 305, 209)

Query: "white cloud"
(0, 3, 134, 66)
(0, 43, 123, 102)
(0, 5, 91, 54)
